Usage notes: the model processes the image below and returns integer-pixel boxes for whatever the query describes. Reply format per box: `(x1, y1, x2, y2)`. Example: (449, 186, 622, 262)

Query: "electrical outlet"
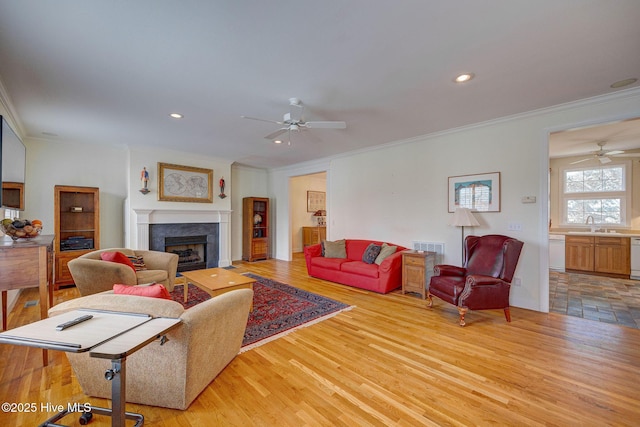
(513, 277, 521, 286)
(508, 222, 523, 231)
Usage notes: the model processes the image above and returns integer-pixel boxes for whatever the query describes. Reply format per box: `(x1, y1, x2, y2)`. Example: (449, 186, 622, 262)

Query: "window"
(561, 162, 630, 226)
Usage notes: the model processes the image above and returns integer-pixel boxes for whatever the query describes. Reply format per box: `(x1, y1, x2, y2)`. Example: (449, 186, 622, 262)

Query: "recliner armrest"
(464, 274, 506, 287)
(434, 264, 466, 277)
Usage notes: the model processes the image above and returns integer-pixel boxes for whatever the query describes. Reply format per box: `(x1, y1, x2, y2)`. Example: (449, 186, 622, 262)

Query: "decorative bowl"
(1, 219, 43, 241)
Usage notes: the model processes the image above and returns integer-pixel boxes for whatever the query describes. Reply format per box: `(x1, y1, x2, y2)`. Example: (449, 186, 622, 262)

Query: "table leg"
(111, 358, 126, 426)
(2, 290, 6, 331)
(183, 280, 188, 303)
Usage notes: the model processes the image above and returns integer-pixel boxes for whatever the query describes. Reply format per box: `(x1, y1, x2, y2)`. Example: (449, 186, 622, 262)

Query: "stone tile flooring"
(549, 271, 640, 329)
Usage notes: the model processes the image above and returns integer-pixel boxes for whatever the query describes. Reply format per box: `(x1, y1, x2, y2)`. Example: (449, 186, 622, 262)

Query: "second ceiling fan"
(242, 98, 346, 141)
(570, 141, 640, 164)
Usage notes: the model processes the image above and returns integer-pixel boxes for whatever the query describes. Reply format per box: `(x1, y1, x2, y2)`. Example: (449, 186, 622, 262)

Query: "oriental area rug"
(169, 273, 352, 352)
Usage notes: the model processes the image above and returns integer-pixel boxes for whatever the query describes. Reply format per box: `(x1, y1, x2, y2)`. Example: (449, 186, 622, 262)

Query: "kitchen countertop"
(549, 231, 640, 237)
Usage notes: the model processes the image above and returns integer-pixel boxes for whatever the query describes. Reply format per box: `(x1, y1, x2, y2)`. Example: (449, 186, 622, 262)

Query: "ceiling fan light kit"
(242, 98, 347, 142)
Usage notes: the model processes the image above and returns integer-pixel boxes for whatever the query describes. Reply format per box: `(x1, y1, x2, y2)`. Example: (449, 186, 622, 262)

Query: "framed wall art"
(307, 191, 326, 212)
(448, 172, 500, 212)
(158, 162, 214, 203)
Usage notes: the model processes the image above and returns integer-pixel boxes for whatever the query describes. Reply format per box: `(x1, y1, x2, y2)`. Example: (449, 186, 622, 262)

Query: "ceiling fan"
(241, 98, 346, 142)
(570, 141, 640, 164)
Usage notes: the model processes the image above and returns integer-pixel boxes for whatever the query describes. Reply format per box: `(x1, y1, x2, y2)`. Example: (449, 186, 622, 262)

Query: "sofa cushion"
(136, 269, 169, 284)
(311, 256, 349, 271)
(101, 251, 136, 272)
(362, 243, 382, 264)
(375, 243, 397, 265)
(113, 283, 172, 299)
(341, 261, 380, 278)
(346, 240, 378, 260)
(323, 239, 346, 258)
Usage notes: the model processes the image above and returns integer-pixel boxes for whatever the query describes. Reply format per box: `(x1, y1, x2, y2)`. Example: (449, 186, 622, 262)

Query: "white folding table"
(0, 309, 180, 427)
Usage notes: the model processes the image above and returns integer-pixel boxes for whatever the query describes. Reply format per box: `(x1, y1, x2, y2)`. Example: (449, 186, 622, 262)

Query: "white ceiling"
(0, 1, 639, 169)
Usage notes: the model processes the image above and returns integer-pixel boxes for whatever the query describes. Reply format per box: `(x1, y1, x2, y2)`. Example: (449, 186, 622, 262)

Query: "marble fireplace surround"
(133, 209, 231, 268)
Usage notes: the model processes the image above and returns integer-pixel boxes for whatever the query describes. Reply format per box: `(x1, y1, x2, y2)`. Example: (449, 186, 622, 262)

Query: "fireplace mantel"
(133, 209, 231, 267)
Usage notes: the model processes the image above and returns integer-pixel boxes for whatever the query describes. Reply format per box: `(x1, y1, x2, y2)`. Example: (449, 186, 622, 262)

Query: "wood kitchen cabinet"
(594, 236, 630, 275)
(565, 236, 594, 272)
(565, 235, 630, 278)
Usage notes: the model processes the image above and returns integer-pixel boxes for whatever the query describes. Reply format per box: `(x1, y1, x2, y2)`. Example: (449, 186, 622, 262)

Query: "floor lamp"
(450, 207, 480, 263)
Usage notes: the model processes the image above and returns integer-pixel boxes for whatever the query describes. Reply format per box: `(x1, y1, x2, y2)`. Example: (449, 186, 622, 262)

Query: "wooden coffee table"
(180, 268, 255, 310)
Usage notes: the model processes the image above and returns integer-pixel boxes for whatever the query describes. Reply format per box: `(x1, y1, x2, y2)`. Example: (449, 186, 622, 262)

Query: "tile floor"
(549, 271, 640, 329)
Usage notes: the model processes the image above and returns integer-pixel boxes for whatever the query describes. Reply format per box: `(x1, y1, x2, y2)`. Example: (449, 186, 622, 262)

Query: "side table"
(402, 250, 437, 299)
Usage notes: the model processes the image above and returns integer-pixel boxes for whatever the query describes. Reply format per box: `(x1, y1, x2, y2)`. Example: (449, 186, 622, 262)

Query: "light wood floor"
(2, 253, 640, 426)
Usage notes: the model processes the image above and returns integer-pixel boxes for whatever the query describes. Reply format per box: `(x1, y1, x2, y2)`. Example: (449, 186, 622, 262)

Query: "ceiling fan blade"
(264, 128, 288, 140)
(605, 150, 624, 155)
(611, 153, 640, 157)
(305, 121, 347, 129)
(241, 116, 284, 125)
(570, 158, 593, 165)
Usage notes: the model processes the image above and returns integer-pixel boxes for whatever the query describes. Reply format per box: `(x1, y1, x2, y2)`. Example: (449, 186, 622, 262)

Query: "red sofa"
(304, 239, 407, 293)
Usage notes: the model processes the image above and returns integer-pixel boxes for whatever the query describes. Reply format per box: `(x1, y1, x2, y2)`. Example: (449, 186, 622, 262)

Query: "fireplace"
(149, 223, 219, 271)
(164, 235, 207, 272)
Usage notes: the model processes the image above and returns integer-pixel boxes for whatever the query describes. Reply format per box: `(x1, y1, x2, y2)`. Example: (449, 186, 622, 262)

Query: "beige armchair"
(67, 248, 179, 296)
(48, 288, 253, 410)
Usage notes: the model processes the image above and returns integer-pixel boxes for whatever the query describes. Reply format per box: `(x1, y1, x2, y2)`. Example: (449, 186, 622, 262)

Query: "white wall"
(268, 88, 640, 313)
(24, 138, 128, 249)
(230, 164, 269, 261)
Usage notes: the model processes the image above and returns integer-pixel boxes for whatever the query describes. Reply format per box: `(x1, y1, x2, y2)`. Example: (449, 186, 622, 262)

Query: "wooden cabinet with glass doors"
(242, 197, 269, 262)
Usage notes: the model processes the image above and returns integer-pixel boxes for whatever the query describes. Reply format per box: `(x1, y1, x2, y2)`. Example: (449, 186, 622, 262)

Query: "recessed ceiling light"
(169, 113, 183, 119)
(610, 78, 638, 89)
(274, 140, 282, 144)
(454, 73, 475, 83)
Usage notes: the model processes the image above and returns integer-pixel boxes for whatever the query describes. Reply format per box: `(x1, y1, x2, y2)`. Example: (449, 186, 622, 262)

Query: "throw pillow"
(323, 239, 347, 258)
(374, 243, 397, 265)
(113, 283, 172, 300)
(100, 251, 136, 272)
(127, 255, 147, 271)
(362, 243, 382, 264)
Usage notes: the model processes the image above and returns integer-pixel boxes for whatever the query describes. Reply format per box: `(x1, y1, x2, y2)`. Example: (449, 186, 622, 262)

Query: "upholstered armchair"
(67, 248, 179, 296)
(427, 234, 524, 326)
(48, 288, 253, 410)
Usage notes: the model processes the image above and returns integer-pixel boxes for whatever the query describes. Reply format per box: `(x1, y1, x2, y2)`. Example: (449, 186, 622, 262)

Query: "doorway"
(289, 172, 327, 254)
(548, 117, 640, 328)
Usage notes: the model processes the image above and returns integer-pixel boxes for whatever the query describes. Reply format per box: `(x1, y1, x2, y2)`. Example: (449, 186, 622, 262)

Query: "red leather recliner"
(427, 234, 524, 326)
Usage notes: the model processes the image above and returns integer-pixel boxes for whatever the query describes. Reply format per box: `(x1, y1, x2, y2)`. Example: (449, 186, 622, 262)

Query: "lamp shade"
(450, 207, 480, 227)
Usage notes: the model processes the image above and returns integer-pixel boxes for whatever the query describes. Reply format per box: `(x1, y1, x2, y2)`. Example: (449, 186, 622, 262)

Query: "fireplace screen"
(165, 235, 207, 272)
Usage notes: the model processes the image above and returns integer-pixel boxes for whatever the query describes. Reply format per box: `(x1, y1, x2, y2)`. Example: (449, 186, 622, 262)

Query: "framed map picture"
(158, 162, 213, 203)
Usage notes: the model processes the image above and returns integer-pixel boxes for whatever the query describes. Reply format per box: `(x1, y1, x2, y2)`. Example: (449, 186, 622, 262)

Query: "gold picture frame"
(448, 172, 500, 212)
(307, 191, 326, 212)
(158, 162, 213, 203)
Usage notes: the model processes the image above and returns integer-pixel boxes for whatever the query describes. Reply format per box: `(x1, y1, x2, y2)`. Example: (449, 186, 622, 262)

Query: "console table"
(0, 234, 54, 365)
(302, 226, 326, 247)
(0, 309, 180, 427)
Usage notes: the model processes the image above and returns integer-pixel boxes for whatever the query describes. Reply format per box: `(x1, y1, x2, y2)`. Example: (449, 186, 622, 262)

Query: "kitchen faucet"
(585, 215, 597, 232)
